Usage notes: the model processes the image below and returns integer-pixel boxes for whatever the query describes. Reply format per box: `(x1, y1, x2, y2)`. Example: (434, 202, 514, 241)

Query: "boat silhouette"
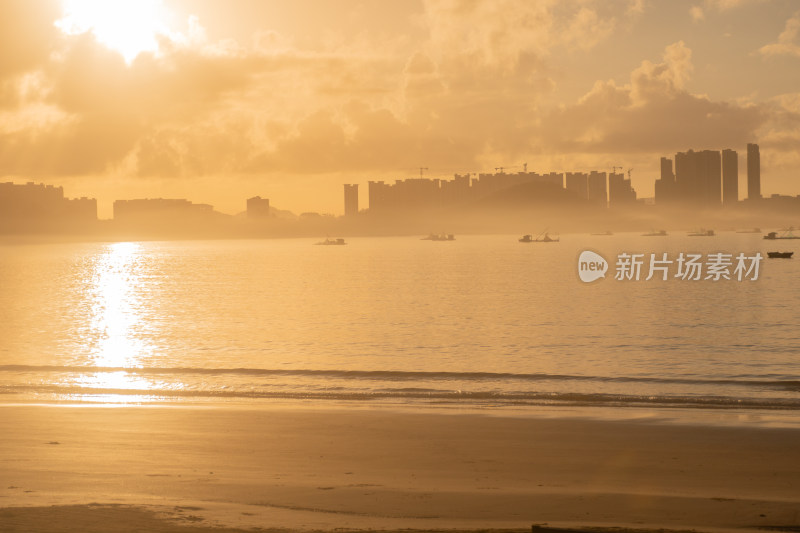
(520, 230, 559, 243)
(422, 233, 455, 241)
(315, 237, 346, 245)
(688, 229, 715, 237)
(764, 228, 800, 240)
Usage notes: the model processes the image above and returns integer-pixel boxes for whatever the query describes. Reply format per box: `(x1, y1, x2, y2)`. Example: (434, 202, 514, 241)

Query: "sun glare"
(89, 241, 151, 368)
(57, 0, 171, 63)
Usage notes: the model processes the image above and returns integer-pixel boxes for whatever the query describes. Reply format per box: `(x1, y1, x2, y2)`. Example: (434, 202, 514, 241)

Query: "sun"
(57, 0, 172, 63)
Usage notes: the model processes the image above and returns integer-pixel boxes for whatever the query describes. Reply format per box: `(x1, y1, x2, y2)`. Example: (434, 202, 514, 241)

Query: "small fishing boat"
(422, 233, 455, 241)
(520, 231, 559, 243)
(315, 237, 346, 245)
(764, 228, 800, 240)
(688, 229, 715, 237)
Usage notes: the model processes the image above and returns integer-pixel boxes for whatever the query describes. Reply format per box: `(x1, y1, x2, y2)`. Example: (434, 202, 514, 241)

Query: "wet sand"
(1, 404, 799, 532)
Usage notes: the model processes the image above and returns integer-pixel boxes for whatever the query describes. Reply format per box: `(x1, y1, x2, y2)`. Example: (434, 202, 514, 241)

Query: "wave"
(1, 364, 799, 391)
(1, 382, 799, 410)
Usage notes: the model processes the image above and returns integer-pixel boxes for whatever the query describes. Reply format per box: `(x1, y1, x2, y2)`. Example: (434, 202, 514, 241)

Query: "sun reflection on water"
(84, 242, 157, 398)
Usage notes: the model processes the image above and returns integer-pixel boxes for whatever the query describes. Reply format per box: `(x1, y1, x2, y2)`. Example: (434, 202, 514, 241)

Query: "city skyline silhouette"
(1, 2, 799, 218)
(3, 3, 800, 532)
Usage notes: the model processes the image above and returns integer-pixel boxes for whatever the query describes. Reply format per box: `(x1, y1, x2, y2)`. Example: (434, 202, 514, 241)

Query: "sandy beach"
(1, 404, 799, 532)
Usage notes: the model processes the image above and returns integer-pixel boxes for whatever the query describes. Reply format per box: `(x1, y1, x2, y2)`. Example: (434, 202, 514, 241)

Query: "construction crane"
(627, 168, 633, 179)
(611, 166, 623, 175)
(495, 165, 523, 174)
(418, 167, 428, 179)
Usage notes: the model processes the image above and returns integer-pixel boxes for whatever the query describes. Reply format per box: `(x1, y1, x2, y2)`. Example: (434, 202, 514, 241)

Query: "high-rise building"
(246, 196, 270, 218)
(565, 172, 589, 201)
(674, 149, 721, 206)
(368, 180, 391, 212)
(699, 150, 722, 206)
(0, 181, 97, 225)
(542, 172, 564, 188)
(343, 184, 358, 216)
(655, 157, 676, 204)
(747, 143, 761, 200)
(440, 173, 471, 205)
(608, 172, 637, 206)
(587, 171, 607, 206)
(721, 149, 738, 206)
(115, 198, 214, 222)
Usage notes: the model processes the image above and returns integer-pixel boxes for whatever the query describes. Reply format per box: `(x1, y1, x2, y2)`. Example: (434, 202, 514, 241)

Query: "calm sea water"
(1, 234, 799, 415)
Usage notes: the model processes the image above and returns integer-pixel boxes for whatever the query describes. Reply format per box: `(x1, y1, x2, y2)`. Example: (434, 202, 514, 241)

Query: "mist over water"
(1, 234, 799, 412)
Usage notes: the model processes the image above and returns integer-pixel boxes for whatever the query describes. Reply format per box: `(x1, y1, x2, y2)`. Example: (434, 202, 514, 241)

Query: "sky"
(1, 0, 799, 217)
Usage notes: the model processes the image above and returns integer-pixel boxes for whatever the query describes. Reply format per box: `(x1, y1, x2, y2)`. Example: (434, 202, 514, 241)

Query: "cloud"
(0, 0, 794, 204)
(0, 0, 62, 108)
(0, 0, 643, 181)
(627, 0, 646, 16)
(759, 11, 800, 58)
(0, 0, 61, 79)
(537, 41, 766, 153)
(704, 0, 763, 9)
(1, 25, 271, 176)
(690, 0, 768, 22)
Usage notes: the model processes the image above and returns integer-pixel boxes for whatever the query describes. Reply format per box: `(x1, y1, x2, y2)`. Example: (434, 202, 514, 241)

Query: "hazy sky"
(1, 0, 799, 216)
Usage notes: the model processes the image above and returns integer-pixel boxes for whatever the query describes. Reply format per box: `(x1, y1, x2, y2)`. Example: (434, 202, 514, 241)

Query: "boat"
(767, 251, 794, 258)
(642, 229, 667, 237)
(688, 229, 715, 237)
(422, 233, 455, 241)
(764, 228, 800, 240)
(591, 230, 613, 236)
(315, 237, 346, 245)
(519, 231, 559, 243)
(736, 228, 761, 234)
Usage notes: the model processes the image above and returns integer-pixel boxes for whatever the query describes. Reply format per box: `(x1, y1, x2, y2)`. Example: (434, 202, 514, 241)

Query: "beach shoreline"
(2, 404, 799, 532)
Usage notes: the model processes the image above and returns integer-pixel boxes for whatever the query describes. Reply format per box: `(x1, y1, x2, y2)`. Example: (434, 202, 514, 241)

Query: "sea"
(2, 233, 799, 422)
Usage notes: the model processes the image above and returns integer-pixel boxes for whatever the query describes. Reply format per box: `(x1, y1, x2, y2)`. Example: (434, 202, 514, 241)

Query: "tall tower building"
(699, 150, 721, 206)
(344, 184, 358, 216)
(587, 171, 607, 206)
(747, 143, 761, 200)
(721, 149, 738, 206)
(608, 172, 637, 206)
(655, 157, 676, 204)
(674, 149, 721, 206)
(565, 172, 589, 201)
(246, 196, 270, 218)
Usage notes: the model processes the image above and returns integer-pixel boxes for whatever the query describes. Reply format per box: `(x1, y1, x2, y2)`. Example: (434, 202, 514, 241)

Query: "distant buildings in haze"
(364, 167, 637, 214)
(608, 172, 637, 206)
(0, 181, 96, 230)
(722, 149, 738, 206)
(343, 184, 358, 216)
(247, 196, 270, 218)
(3, 139, 797, 237)
(747, 143, 761, 201)
(113, 198, 215, 222)
(654, 143, 761, 207)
